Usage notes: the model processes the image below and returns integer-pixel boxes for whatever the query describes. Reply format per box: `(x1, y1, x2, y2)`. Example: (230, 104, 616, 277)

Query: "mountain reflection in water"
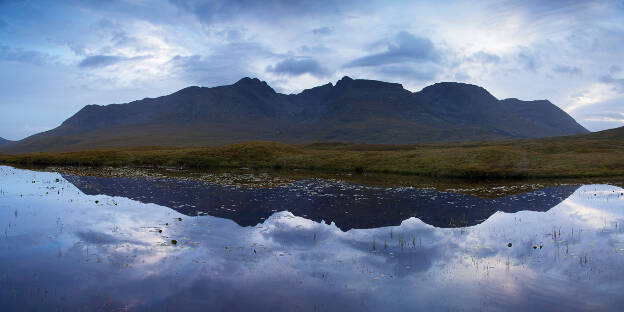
(63, 174, 580, 229)
(2, 166, 624, 312)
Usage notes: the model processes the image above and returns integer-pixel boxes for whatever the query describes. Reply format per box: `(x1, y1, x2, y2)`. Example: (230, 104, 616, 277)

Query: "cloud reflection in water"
(0, 166, 623, 311)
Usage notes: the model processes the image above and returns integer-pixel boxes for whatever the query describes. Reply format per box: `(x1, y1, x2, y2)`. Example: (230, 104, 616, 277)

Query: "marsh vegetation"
(1, 125, 623, 180)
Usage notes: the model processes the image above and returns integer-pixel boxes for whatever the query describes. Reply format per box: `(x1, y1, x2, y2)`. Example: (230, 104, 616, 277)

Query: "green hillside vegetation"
(1, 126, 622, 179)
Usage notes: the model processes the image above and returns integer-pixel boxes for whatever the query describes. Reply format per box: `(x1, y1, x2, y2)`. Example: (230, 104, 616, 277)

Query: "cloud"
(609, 65, 621, 75)
(566, 82, 620, 113)
(598, 66, 624, 93)
(0, 44, 54, 65)
(553, 65, 582, 76)
(78, 54, 151, 68)
(167, 41, 276, 86)
(517, 49, 540, 72)
(169, 0, 364, 23)
(111, 31, 139, 48)
(598, 73, 624, 93)
(78, 55, 124, 68)
(215, 29, 245, 41)
(486, 0, 601, 26)
(168, 51, 257, 86)
(374, 64, 437, 82)
(2, 0, 624, 138)
(569, 96, 624, 131)
(312, 27, 332, 35)
(266, 57, 329, 77)
(75, 230, 148, 246)
(300, 44, 332, 54)
(471, 51, 500, 64)
(344, 32, 440, 68)
(583, 113, 624, 123)
(454, 72, 471, 81)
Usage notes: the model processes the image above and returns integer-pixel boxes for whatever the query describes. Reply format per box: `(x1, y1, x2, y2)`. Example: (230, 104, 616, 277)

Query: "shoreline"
(2, 163, 623, 198)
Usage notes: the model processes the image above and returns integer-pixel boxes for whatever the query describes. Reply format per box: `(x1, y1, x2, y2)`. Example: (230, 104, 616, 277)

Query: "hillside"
(0, 77, 588, 154)
(1, 126, 622, 179)
(0, 137, 11, 146)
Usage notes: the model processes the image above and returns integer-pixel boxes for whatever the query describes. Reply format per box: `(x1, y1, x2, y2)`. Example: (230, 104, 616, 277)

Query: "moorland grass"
(1, 129, 623, 179)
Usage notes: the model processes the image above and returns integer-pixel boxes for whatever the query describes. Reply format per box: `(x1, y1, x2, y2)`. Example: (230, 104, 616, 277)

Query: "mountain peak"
(338, 75, 353, 82)
(234, 77, 275, 93)
(0, 76, 590, 153)
(502, 98, 553, 105)
(424, 82, 489, 92)
(334, 76, 404, 92)
(235, 77, 260, 84)
(420, 82, 496, 100)
(334, 76, 354, 87)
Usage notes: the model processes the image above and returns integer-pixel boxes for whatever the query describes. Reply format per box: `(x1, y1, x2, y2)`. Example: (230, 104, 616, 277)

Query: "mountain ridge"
(0, 137, 12, 146)
(0, 76, 589, 154)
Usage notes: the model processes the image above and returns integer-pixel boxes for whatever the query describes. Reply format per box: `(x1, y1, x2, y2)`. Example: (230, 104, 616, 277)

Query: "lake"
(1, 165, 623, 311)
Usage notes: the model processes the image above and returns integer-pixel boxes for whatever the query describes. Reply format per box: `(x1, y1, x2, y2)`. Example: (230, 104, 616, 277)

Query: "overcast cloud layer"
(0, 0, 623, 140)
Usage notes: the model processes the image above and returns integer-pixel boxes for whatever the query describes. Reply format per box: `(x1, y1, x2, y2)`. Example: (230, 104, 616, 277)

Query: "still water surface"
(1, 166, 623, 311)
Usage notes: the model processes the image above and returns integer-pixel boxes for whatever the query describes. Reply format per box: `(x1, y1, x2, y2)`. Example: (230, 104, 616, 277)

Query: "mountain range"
(0, 76, 589, 154)
(63, 174, 579, 229)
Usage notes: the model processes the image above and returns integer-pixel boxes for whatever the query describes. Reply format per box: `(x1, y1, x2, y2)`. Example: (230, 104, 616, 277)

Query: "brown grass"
(1, 128, 623, 180)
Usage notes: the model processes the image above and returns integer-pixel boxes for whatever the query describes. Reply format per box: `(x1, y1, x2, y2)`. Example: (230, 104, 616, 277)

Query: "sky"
(0, 0, 623, 140)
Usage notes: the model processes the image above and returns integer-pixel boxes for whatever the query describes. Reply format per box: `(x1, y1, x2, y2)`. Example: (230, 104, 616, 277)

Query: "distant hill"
(0, 76, 589, 154)
(0, 137, 12, 146)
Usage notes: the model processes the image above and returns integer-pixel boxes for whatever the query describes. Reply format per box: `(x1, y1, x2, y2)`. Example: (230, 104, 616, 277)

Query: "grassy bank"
(1, 127, 623, 179)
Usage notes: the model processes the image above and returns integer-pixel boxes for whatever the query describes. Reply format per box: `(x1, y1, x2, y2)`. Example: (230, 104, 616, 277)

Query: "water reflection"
(1, 166, 624, 311)
(62, 174, 580, 229)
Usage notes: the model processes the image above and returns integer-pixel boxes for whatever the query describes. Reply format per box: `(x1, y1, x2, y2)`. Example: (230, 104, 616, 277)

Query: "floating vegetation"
(8, 164, 623, 196)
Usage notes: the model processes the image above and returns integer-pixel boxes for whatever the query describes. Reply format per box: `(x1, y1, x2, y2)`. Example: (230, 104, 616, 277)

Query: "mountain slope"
(0, 77, 589, 154)
(0, 137, 12, 146)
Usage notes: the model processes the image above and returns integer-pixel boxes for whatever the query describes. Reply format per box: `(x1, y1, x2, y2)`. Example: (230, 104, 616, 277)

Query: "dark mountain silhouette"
(0, 76, 588, 153)
(0, 137, 12, 146)
(62, 174, 580, 230)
